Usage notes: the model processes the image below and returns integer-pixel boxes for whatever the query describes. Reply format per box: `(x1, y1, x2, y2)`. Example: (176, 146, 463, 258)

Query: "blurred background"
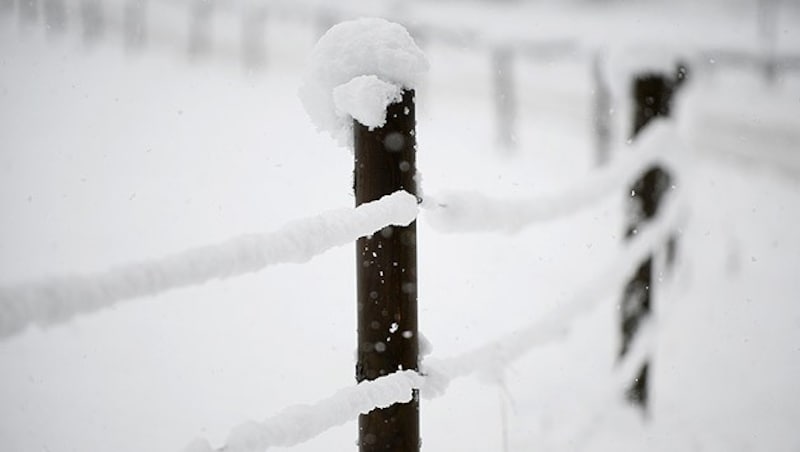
(1, 0, 799, 451)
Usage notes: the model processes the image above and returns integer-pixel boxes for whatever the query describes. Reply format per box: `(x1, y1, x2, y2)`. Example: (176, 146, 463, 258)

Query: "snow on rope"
(183, 370, 426, 452)
(423, 188, 686, 383)
(185, 192, 686, 452)
(425, 122, 684, 233)
(0, 190, 419, 340)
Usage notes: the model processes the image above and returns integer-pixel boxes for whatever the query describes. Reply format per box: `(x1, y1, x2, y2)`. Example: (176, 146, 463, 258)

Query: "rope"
(0, 190, 418, 340)
(187, 192, 686, 452)
(424, 122, 684, 233)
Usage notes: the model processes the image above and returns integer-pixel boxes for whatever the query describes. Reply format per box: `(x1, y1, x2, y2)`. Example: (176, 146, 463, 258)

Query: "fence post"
(187, 0, 213, 59)
(79, 0, 104, 45)
(19, 0, 38, 24)
(241, 7, 268, 70)
(315, 8, 337, 40)
(0, 0, 12, 16)
(758, 0, 779, 84)
(620, 63, 687, 410)
(43, 0, 67, 35)
(592, 52, 612, 166)
(492, 45, 517, 150)
(354, 89, 419, 452)
(123, 0, 147, 52)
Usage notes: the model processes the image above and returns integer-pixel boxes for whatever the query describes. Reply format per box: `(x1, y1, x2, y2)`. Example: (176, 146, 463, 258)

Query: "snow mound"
(333, 75, 404, 130)
(299, 17, 429, 148)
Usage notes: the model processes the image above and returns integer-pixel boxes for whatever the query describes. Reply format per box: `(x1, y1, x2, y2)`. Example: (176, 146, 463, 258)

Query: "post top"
(299, 18, 428, 148)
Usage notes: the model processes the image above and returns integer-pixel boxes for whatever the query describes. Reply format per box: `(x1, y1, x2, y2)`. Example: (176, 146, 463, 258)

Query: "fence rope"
(0, 124, 681, 341)
(187, 190, 687, 452)
(184, 370, 425, 452)
(0, 190, 418, 340)
(424, 122, 684, 233)
(424, 188, 686, 382)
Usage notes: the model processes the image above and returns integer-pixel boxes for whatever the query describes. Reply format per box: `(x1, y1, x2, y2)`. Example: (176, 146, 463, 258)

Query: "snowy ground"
(1, 3, 800, 452)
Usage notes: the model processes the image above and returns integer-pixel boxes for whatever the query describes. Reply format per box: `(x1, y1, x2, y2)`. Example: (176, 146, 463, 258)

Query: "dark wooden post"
(354, 89, 419, 452)
(620, 63, 687, 410)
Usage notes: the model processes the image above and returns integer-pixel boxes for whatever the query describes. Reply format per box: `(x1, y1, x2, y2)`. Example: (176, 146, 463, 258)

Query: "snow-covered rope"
(424, 189, 685, 381)
(184, 370, 425, 452)
(424, 122, 683, 233)
(0, 190, 419, 340)
(186, 192, 686, 452)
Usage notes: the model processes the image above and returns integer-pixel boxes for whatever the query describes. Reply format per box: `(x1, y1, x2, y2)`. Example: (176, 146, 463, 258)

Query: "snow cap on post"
(299, 17, 429, 148)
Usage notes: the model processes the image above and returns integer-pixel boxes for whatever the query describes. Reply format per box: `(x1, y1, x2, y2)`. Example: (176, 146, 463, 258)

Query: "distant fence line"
(4, 0, 799, 156)
(424, 122, 684, 234)
(5, 0, 799, 79)
(7, 0, 799, 71)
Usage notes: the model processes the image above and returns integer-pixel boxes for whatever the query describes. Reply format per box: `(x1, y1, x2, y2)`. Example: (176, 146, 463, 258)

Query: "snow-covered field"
(1, 2, 800, 451)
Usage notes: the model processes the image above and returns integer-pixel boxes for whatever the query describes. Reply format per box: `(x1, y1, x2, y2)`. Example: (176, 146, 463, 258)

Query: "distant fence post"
(592, 52, 612, 166)
(19, 0, 38, 24)
(43, 0, 67, 35)
(0, 0, 12, 16)
(79, 0, 104, 45)
(315, 8, 337, 40)
(123, 0, 147, 52)
(241, 6, 268, 70)
(758, 0, 779, 84)
(187, 0, 213, 59)
(492, 44, 517, 150)
(620, 62, 687, 410)
(354, 89, 420, 452)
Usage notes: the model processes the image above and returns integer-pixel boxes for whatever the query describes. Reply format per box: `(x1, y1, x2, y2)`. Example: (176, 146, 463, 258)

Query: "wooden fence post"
(758, 0, 779, 84)
(620, 63, 687, 410)
(492, 45, 517, 150)
(315, 8, 337, 40)
(79, 0, 104, 45)
(43, 0, 67, 35)
(592, 52, 612, 166)
(354, 89, 420, 452)
(241, 7, 268, 70)
(123, 0, 147, 52)
(19, 0, 38, 24)
(187, 0, 213, 59)
(0, 0, 12, 16)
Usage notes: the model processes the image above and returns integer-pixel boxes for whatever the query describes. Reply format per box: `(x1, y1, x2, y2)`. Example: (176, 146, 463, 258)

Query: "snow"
(186, 370, 424, 452)
(424, 122, 683, 233)
(190, 189, 685, 451)
(0, 190, 418, 339)
(298, 17, 428, 147)
(1, 3, 800, 452)
(425, 190, 685, 386)
(332, 75, 403, 130)
(675, 70, 800, 176)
